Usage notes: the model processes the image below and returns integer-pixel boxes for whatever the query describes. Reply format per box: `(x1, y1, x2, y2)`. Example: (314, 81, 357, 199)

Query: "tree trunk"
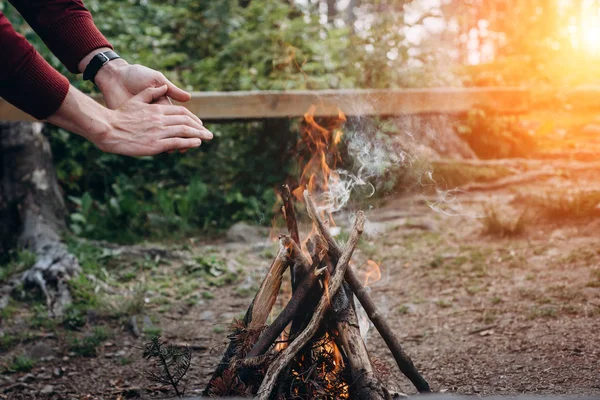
(0, 121, 79, 316)
(326, 0, 337, 23)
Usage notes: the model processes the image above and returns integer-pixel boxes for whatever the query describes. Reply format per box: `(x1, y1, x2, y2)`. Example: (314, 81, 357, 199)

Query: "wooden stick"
(334, 283, 391, 400)
(249, 237, 293, 329)
(243, 241, 319, 360)
(204, 238, 290, 395)
(279, 184, 300, 245)
(256, 211, 365, 400)
(304, 191, 431, 393)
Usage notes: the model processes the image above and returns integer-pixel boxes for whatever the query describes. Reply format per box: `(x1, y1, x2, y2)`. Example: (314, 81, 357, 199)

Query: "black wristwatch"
(83, 50, 121, 85)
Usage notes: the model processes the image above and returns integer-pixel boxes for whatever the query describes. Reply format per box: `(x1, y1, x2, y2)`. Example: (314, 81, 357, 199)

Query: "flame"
(361, 260, 382, 286)
(294, 105, 347, 216)
(275, 328, 289, 352)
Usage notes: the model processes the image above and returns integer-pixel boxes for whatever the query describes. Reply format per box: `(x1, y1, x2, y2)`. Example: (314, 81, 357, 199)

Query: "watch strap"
(83, 50, 121, 85)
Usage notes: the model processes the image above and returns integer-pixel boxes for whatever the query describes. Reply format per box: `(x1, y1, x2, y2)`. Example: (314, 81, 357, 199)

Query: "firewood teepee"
(205, 107, 430, 399)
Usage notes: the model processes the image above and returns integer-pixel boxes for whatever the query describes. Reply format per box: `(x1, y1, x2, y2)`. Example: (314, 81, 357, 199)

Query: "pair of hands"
(94, 60, 213, 156)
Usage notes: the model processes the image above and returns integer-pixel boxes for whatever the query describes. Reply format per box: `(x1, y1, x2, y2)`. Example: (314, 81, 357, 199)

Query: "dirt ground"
(1, 177, 600, 399)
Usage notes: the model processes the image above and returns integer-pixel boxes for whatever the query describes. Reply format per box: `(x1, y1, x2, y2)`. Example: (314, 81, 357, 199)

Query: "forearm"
(45, 85, 110, 144)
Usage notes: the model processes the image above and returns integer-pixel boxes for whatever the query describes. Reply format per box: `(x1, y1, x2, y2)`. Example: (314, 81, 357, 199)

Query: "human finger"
(132, 85, 169, 104)
(164, 78, 192, 102)
(160, 125, 212, 140)
(161, 115, 204, 130)
(159, 138, 202, 152)
(153, 96, 172, 105)
(160, 105, 203, 126)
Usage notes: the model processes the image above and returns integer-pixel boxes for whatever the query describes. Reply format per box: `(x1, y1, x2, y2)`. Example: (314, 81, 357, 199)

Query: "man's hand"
(47, 85, 213, 157)
(94, 60, 190, 109)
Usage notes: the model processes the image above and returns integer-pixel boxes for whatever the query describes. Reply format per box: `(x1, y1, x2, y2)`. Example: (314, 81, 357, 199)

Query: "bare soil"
(1, 180, 600, 399)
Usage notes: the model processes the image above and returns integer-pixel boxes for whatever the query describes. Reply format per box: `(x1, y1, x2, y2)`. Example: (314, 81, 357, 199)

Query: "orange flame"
(294, 105, 346, 214)
(361, 260, 382, 286)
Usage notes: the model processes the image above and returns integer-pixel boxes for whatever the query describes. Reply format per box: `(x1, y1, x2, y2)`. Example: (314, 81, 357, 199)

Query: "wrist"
(78, 47, 113, 74)
(94, 58, 129, 92)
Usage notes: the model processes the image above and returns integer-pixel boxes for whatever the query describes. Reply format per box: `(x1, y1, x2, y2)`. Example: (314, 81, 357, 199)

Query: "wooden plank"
(0, 87, 530, 122)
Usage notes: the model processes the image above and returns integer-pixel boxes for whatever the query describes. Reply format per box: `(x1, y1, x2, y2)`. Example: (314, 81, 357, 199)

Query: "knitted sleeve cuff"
(1, 49, 70, 120)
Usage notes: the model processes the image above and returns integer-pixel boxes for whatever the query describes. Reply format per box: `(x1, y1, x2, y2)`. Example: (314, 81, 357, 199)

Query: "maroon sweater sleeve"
(0, 12, 70, 119)
(8, 0, 113, 73)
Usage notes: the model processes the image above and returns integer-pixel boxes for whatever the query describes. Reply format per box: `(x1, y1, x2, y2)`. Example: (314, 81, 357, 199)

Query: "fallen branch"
(304, 191, 431, 393)
(256, 210, 365, 400)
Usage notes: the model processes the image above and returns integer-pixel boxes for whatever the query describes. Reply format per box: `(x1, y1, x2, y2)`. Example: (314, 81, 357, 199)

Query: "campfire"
(204, 107, 430, 399)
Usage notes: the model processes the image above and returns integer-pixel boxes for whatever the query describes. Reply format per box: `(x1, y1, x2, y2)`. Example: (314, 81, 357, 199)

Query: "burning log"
(303, 191, 431, 393)
(256, 211, 366, 400)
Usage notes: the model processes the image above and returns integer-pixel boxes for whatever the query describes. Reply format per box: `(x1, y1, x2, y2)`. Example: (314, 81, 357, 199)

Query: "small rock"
(479, 329, 495, 336)
(199, 310, 215, 321)
(40, 385, 54, 395)
(129, 315, 141, 337)
(53, 368, 62, 377)
(18, 373, 35, 382)
(115, 350, 126, 357)
(62, 356, 69, 361)
(28, 343, 55, 360)
(226, 222, 266, 243)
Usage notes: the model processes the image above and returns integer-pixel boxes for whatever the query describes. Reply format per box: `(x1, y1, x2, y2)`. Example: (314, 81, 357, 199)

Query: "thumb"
(133, 85, 169, 104)
(165, 78, 192, 102)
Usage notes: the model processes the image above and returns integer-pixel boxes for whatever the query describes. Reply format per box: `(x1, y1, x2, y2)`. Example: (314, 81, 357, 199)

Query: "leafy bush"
(481, 204, 527, 237)
(455, 109, 538, 159)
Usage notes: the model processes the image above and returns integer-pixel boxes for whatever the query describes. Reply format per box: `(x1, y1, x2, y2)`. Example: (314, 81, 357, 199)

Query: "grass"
(396, 305, 409, 315)
(431, 161, 513, 188)
(521, 189, 600, 220)
(481, 203, 527, 237)
(4, 355, 36, 373)
(0, 250, 36, 283)
(212, 325, 226, 334)
(528, 305, 558, 319)
(587, 268, 600, 288)
(69, 326, 111, 357)
(143, 326, 162, 337)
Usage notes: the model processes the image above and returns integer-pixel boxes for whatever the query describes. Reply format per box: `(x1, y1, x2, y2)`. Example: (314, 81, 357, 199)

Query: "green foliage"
(521, 189, 600, 220)
(588, 269, 600, 288)
(143, 335, 191, 397)
(5, 355, 36, 373)
(455, 109, 537, 159)
(185, 254, 239, 287)
(0, 250, 36, 283)
(69, 326, 111, 357)
(431, 161, 513, 188)
(481, 204, 527, 237)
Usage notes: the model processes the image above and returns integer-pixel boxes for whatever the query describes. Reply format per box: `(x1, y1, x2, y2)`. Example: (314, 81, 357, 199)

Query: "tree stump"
(0, 121, 80, 316)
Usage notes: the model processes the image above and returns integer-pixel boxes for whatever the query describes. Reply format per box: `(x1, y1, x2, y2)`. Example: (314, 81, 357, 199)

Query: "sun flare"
(579, 15, 600, 55)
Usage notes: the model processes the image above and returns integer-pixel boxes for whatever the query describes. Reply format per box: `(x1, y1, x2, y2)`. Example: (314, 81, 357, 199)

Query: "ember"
(204, 106, 430, 399)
